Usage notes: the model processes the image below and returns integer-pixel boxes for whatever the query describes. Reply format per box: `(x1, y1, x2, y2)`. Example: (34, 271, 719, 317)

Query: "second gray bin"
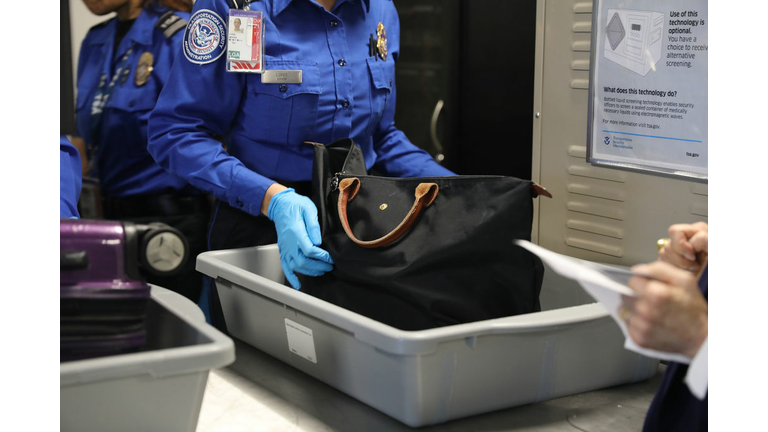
(197, 244, 657, 427)
(60, 286, 235, 432)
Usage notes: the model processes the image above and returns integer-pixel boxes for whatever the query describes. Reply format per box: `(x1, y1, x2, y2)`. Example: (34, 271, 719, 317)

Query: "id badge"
(226, 10, 264, 73)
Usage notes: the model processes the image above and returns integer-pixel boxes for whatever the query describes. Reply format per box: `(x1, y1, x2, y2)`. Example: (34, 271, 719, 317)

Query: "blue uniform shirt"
(148, 0, 453, 217)
(60, 136, 82, 218)
(76, 8, 193, 198)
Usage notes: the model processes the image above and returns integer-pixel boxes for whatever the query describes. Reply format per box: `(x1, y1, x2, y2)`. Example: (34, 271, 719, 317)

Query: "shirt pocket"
(107, 87, 158, 113)
(366, 57, 394, 136)
(100, 88, 158, 158)
(244, 61, 322, 148)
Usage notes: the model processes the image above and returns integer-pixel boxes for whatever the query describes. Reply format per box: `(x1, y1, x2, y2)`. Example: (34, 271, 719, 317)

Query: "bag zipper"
(331, 172, 345, 192)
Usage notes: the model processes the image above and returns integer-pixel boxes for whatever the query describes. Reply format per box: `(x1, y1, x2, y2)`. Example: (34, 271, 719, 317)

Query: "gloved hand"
(267, 188, 334, 289)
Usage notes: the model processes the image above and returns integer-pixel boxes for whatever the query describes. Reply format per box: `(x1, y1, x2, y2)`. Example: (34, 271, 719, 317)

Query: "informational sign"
(587, 0, 707, 180)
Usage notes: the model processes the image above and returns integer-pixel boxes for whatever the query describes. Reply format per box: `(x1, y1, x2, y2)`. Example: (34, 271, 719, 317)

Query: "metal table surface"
(197, 339, 664, 432)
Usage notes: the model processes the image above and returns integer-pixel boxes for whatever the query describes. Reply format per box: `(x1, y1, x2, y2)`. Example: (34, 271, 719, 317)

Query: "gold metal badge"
(135, 52, 154, 86)
(376, 22, 387, 61)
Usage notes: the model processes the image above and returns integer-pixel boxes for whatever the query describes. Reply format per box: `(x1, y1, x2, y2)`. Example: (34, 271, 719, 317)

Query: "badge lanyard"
(87, 42, 135, 172)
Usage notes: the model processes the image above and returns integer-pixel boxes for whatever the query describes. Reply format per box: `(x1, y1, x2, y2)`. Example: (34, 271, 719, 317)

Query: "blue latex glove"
(267, 188, 334, 289)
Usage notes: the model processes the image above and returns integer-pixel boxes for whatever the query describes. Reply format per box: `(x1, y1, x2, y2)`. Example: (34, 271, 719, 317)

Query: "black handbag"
(298, 139, 549, 330)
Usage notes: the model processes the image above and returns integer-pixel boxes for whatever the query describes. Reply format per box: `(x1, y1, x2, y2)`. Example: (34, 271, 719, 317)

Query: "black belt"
(103, 194, 209, 219)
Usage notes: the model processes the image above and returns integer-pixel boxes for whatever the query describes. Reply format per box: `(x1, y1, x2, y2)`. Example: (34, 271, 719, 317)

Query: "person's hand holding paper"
(622, 261, 708, 359)
(516, 221, 710, 423)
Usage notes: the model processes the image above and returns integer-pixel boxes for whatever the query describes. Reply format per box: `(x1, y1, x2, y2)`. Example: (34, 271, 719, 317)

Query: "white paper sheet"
(516, 240, 692, 364)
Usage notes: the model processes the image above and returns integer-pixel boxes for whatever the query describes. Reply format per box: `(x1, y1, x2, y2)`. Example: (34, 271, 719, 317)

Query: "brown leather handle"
(337, 177, 438, 249)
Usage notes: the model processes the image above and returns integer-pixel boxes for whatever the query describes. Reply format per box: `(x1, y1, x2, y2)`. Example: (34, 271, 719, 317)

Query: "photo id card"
(226, 10, 264, 73)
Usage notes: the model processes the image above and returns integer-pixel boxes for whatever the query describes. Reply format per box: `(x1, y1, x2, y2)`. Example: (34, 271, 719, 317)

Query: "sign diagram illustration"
(604, 9, 664, 76)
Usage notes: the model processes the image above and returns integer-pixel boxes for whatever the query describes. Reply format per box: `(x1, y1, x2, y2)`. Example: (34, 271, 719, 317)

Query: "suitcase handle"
(61, 251, 89, 270)
(337, 177, 438, 249)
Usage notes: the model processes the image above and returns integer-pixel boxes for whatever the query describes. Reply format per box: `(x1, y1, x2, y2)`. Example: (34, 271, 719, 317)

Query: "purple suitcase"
(60, 219, 189, 361)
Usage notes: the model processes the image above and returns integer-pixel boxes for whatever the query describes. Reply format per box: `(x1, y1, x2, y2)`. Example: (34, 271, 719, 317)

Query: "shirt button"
(341, 100, 350, 108)
(236, 199, 244, 208)
(128, 100, 136, 107)
(279, 84, 287, 92)
(338, 59, 346, 67)
(330, 20, 339, 27)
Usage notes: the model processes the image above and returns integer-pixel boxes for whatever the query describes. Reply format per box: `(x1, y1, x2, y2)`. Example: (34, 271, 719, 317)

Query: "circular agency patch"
(183, 9, 227, 65)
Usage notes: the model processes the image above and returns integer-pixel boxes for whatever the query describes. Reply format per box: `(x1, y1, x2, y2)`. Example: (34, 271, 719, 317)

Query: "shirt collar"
(272, 0, 370, 17)
(124, 8, 154, 47)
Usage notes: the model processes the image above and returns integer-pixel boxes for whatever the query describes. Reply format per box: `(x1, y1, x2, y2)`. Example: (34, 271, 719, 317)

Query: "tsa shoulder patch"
(183, 9, 227, 65)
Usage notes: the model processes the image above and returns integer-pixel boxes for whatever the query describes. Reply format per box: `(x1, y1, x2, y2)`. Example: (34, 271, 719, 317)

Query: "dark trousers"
(204, 181, 312, 332)
(103, 194, 210, 303)
(204, 201, 279, 333)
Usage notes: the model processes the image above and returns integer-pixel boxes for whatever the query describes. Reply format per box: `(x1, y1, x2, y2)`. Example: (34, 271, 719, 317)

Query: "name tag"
(261, 70, 302, 84)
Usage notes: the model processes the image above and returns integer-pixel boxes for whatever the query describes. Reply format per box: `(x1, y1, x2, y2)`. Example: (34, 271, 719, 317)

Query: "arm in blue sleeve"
(148, 0, 274, 217)
(60, 136, 82, 218)
(371, 6, 455, 178)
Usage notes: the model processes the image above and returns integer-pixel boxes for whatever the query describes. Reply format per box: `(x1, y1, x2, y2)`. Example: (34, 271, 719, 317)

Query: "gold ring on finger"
(618, 305, 632, 322)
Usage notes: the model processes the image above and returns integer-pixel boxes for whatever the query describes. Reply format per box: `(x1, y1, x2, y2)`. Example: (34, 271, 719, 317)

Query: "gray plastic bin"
(60, 286, 235, 432)
(197, 244, 658, 427)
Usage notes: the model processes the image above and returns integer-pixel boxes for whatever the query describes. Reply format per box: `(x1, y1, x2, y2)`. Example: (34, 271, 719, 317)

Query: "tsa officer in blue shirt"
(148, 0, 455, 327)
(75, 0, 209, 302)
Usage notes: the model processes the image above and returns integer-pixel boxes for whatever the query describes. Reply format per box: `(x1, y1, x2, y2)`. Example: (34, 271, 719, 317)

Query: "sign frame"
(586, 0, 708, 181)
